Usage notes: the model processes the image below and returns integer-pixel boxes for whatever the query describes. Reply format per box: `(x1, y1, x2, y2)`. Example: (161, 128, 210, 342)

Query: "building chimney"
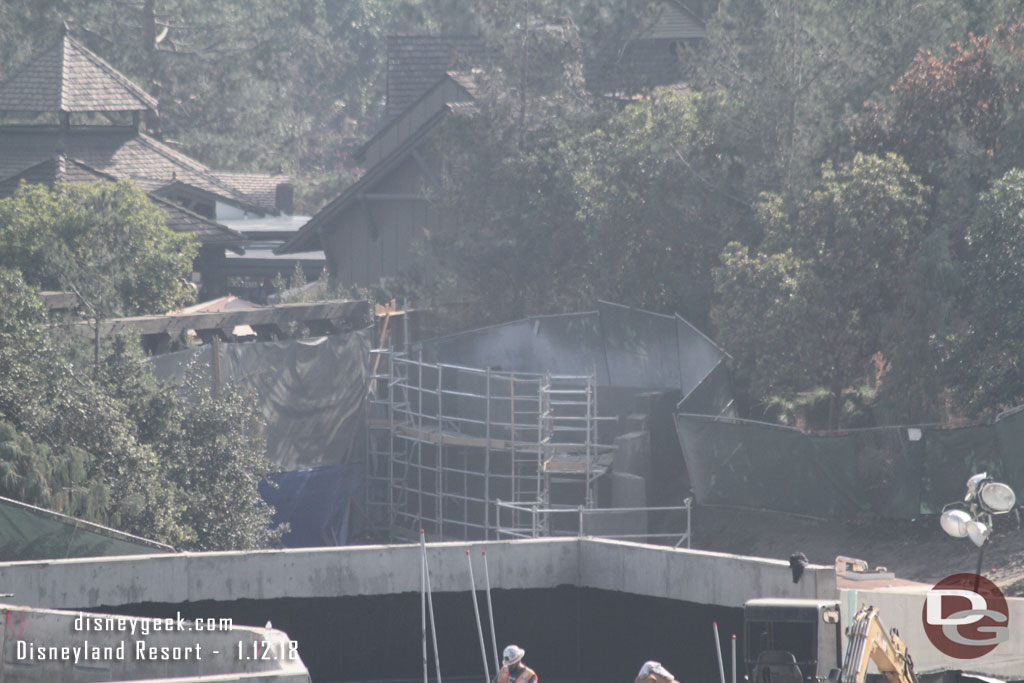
(275, 182, 294, 216)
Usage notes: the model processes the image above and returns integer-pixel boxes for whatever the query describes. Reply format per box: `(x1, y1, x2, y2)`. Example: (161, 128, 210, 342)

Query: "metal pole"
(713, 622, 726, 683)
(437, 364, 444, 540)
(578, 505, 584, 538)
(731, 634, 737, 683)
(485, 368, 491, 540)
(585, 378, 592, 508)
(686, 497, 692, 549)
(467, 550, 491, 683)
(974, 543, 986, 593)
(421, 530, 443, 683)
(532, 504, 539, 538)
(483, 550, 500, 673)
(421, 530, 428, 683)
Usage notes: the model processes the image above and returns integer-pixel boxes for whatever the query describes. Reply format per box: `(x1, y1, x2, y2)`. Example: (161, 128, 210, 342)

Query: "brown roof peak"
(0, 32, 158, 114)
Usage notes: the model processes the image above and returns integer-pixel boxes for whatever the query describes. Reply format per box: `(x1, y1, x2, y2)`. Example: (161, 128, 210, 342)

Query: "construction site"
(0, 299, 1023, 683)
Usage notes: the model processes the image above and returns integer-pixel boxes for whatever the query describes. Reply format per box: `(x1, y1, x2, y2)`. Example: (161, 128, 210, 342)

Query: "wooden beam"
(65, 299, 368, 340)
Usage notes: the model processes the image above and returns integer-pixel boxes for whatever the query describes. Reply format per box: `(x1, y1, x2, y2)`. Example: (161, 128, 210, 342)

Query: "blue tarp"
(258, 464, 365, 547)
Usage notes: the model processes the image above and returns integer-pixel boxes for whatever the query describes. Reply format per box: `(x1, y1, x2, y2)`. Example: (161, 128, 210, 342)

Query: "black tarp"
(150, 329, 372, 469)
(676, 408, 1024, 519)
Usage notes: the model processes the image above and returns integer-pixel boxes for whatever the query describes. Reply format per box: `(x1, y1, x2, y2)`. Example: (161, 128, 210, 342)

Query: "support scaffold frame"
(365, 350, 616, 542)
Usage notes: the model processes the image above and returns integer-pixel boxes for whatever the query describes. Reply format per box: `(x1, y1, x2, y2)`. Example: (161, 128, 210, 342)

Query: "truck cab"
(744, 599, 843, 683)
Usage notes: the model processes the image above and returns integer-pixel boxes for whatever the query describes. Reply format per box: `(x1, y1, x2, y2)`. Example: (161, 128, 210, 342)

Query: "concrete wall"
(0, 604, 308, 682)
(0, 539, 834, 612)
(843, 587, 1024, 680)
(579, 541, 836, 608)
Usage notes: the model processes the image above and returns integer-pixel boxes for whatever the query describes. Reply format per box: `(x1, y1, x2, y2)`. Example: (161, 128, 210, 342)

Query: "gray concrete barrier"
(0, 538, 835, 611)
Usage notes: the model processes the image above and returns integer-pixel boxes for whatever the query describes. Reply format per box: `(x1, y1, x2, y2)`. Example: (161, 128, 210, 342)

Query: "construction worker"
(496, 644, 537, 683)
(635, 661, 677, 683)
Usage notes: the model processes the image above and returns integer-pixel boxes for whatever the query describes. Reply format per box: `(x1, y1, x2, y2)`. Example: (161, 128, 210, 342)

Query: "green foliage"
(0, 271, 279, 550)
(944, 169, 1024, 415)
(712, 154, 933, 428)
(571, 89, 751, 324)
(0, 421, 110, 519)
(0, 181, 197, 316)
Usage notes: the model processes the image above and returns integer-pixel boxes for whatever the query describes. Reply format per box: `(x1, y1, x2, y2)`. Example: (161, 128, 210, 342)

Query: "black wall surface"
(94, 587, 743, 683)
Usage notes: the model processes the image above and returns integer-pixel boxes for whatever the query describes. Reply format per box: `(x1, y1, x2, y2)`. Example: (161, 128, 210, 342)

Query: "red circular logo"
(922, 573, 1009, 659)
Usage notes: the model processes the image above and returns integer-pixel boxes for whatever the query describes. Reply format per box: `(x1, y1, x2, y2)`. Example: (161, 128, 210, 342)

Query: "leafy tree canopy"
(0, 181, 197, 317)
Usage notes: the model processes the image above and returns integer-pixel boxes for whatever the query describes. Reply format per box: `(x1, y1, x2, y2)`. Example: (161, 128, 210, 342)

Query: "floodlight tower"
(940, 472, 1016, 584)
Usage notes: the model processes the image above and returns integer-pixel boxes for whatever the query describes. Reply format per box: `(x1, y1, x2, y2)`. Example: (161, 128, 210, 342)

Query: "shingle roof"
(214, 171, 289, 213)
(384, 35, 485, 124)
(0, 32, 158, 113)
(0, 126, 261, 211)
(145, 193, 246, 251)
(0, 155, 245, 251)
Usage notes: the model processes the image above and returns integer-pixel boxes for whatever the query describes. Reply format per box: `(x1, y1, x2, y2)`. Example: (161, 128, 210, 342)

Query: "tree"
(712, 153, 934, 428)
(101, 340, 280, 551)
(570, 88, 752, 325)
(0, 181, 197, 317)
(943, 169, 1024, 415)
(0, 270, 280, 549)
(698, 0, 977, 197)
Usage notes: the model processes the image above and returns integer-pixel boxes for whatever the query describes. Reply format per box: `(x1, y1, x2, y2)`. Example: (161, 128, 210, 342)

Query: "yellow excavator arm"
(837, 606, 917, 683)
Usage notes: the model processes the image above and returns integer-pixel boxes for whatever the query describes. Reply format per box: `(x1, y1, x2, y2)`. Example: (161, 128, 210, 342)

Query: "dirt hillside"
(691, 504, 1024, 596)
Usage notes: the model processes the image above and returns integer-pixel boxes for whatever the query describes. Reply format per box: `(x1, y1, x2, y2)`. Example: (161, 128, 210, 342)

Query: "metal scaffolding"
(366, 349, 615, 541)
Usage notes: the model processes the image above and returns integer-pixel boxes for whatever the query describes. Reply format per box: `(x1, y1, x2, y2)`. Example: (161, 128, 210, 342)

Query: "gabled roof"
(0, 155, 246, 252)
(383, 35, 485, 125)
(278, 74, 474, 255)
(0, 32, 157, 114)
(0, 126, 262, 212)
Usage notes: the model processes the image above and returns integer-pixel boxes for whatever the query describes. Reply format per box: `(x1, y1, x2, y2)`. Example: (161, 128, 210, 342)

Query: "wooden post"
(211, 334, 222, 399)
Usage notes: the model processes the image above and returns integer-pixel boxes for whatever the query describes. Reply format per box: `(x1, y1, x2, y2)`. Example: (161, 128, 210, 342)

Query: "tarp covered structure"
(150, 329, 372, 469)
(676, 406, 1024, 519)
(418, 301, 731, 412)
(0, 496, 172, 561)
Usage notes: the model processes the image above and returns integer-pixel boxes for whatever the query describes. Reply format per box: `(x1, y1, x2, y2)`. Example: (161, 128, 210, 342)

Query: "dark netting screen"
(675, 408, 1024, 518)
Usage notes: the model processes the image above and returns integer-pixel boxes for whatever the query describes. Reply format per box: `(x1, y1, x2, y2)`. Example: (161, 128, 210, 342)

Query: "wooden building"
(277, 4, 705, 288)
(0, 28, 319, 300)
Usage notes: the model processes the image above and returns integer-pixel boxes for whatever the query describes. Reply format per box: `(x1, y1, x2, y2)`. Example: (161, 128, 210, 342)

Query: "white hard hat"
(503, 645, 525, 666)
(639, 661, 674, 680)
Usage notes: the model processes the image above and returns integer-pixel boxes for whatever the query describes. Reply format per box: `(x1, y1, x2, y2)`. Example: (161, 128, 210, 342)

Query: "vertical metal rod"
(437, 364, 444, 540)
(686, 497, 692, 549)
(482, 550, 500, 673)
(466, 550, 491, 683)
(532, 504, 539, 538)
(417, 350, 424, 530)
(402, 297, 410, 353)
(713, 622, 726, 683)
(421, 530, 428, 683)
(578, 505, 584, 538)
(731, 634, 737, 683)
(585, 377, 592, 507)
(388, 350, 395, 529)
(421, 530, 442, 683)
(485, 368, 492, 540)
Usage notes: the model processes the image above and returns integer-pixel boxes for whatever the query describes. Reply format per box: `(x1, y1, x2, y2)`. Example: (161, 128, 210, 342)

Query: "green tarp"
(0, 495, 172, 562)
(675, 407, 1024, 519)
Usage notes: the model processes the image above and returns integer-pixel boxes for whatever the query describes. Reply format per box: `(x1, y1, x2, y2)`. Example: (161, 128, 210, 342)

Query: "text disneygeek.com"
(11, 612, 299, 663)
